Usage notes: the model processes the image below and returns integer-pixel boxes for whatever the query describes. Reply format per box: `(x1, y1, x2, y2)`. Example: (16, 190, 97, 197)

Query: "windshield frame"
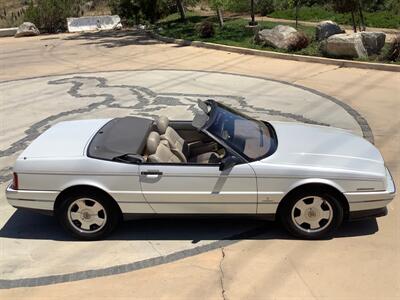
(201, 100, 278, 162)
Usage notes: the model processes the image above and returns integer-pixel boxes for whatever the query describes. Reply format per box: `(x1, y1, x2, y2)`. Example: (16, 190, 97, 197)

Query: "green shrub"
(224, 0, 290, 13)
(272, 0, 290, 11)
(24, 0, 83, 33)
(197, 20, 215, 37)
(269, 6, 341, 21)
(269, 5, 400, 29)
(109, 0, 142, 24)
(258, 0, 275, 16)
(109, 0, 175, 24)
(224, 0, 250, 12)
(386, 0, 400, 14)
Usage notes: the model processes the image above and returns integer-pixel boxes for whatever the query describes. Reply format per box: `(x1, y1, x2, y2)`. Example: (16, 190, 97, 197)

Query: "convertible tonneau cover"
(88, 116, 153, 160)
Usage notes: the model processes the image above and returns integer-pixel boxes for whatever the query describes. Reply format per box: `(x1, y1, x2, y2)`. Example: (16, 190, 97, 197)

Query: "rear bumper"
(6, 183, 58, 212)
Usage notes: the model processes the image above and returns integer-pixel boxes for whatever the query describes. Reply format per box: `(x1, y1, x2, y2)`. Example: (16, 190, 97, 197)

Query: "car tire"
(56, 191, 120, 240)
(279, 190, 344, 240)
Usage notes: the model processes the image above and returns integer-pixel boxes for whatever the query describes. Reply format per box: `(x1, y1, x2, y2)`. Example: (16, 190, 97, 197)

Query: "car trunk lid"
(19, 119, 111, 159)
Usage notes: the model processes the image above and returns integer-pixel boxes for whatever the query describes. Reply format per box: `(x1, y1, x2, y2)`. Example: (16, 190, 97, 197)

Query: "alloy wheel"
(67, 198, 107, 233)
(291, 196, 333, 233)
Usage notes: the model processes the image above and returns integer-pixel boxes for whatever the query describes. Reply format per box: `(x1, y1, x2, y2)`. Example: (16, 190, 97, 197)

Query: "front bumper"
(6, 183, 58, 211)
(345, 167, 396, 216)
(349, 207, 387, 221)
(344, 191, 395, 211)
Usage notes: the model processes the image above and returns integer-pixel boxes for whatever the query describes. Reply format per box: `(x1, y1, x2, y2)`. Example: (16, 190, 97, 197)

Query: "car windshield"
(206, 104, 274, 160)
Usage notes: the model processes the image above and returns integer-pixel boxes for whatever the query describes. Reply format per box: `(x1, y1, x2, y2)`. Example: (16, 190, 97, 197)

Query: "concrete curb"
(149, 30, 400, 72)
(0, 27, 17, 37)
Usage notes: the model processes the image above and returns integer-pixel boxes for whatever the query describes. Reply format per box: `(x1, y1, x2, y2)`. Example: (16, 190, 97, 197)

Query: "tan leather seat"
(155, 116, 187, 162)
(155, 116, 221, 164)
(146, 131, 182, 163)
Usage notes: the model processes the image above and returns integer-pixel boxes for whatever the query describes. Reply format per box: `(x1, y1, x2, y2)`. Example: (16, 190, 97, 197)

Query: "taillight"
(12, 173, 18, 190)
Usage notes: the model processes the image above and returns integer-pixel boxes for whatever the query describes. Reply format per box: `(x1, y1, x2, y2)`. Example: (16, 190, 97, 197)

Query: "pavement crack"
(219, 247, 227, 300)
(287, 257, 318, 300)
(291, 65, 342, 85)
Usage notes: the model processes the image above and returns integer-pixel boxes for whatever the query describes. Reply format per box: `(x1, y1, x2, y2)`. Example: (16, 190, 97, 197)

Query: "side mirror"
(219, 155, 240, 171)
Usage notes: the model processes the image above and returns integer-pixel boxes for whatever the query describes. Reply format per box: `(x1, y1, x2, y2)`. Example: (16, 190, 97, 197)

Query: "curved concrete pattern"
(0, 70, 373, 288)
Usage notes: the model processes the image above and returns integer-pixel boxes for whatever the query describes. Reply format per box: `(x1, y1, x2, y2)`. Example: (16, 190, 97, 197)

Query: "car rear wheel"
(57, 191, 120, 240)
(280, 190, 344, 239)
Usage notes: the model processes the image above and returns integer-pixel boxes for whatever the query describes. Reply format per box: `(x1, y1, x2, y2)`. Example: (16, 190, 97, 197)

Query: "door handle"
(141, 170, 163, 176)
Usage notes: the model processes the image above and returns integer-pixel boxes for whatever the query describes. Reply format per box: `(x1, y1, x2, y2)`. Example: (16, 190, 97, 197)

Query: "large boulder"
(360, 32, 386, 55)
(321, 32, 386, 58)
(67, 15, 121, 33)
(321, 33, 367, 58)
(315, 20, 345, 41)
(14, 22, 40, 38)
(255, 25, 299, 50)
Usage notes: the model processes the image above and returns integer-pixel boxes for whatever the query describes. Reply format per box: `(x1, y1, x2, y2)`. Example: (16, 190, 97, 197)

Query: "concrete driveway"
(0, 30, 399, 299)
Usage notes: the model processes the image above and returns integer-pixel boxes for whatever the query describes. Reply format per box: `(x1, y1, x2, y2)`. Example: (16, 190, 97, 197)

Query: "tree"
(109, 0, 175, 24)
(386, 0, 400, 15)
(210, 0, 225, 27)
(249, 0, 257, 26)
(109, 0, 141, 24)
(176, 0, 186, 21)
(332, 0, 359, 32)
(288, 0, 301, 29)
(358, 0, 366, 31)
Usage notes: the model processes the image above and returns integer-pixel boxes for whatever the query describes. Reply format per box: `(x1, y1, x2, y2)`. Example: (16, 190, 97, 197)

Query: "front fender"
(284, 178, 346, 197)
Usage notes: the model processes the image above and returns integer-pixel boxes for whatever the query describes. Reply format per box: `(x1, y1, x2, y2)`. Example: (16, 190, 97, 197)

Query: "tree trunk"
(217, 7, 224, 27)
(249, 0, 257, 25)
(177, 0, 186, 21)
(358, 0, 366, 31)
(351, 11, 357, 32)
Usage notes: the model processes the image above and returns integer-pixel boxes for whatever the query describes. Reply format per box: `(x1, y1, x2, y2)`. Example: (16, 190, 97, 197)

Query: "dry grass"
(0, 0, 24, 11)
(0, 0, 112, 28)
(84, 2, 111, 16)
(0, 0, 28, 28)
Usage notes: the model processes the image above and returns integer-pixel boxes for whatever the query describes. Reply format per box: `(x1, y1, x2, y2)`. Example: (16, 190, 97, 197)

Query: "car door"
(139, 162, 257, 214)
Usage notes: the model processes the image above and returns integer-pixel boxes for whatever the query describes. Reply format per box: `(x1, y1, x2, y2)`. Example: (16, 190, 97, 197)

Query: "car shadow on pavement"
(0, 209, 379, 242)
(61, 30, 161, 48)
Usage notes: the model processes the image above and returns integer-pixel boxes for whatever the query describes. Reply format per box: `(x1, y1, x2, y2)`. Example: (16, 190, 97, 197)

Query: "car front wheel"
(57, 191, 120, 240)
(280, 191, 344, 239)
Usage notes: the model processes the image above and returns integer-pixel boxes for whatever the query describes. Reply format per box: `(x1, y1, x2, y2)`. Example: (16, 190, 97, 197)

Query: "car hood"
(19, 119, 111, 159)
(265, 121, 385, 176)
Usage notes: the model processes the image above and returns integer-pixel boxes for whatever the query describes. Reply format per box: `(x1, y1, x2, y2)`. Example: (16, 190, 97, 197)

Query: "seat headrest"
(146, 131, 160, 154)
(155, 115, 169, 134)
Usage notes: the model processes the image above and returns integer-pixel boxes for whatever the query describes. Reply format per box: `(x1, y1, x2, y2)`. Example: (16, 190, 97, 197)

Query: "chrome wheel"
(291, 196, 333, 233)
(67, 198, 107, 233)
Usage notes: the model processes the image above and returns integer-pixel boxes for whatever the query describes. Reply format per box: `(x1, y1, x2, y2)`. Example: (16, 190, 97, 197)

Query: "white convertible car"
(6, 100, 396, 240)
